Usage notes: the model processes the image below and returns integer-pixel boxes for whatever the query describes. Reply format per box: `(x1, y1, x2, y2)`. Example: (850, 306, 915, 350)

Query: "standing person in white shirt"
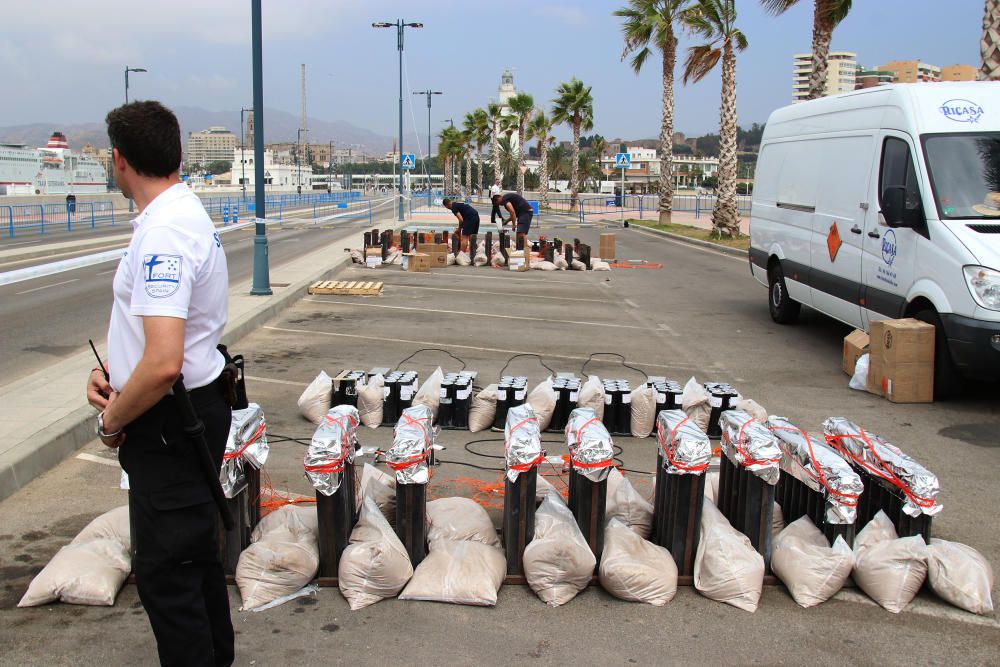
(489, 177, 504, 232)
(86, 101, 235, 667)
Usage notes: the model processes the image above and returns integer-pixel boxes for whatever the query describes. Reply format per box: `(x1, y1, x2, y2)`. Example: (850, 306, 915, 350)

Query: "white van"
(749, 83, 1000, 396)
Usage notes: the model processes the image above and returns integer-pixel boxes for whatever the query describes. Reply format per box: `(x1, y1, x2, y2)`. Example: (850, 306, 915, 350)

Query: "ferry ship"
(0, 132, 108, 195)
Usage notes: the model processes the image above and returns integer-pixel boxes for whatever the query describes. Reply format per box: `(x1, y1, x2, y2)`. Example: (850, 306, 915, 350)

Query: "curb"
(629, 223, 749, 258)
(0, 218, 401, 503)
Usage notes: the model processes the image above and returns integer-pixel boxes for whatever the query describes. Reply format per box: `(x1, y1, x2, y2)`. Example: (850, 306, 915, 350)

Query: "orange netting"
(609, 261, 664, 269)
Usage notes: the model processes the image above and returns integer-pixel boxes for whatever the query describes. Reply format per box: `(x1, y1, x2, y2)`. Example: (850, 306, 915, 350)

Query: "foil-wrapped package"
(386, 405, 434, 485)
(504, 404, 543, 483)
(220, 403, 268, 498)
(719, 410, 781, 485)
(564, 407, 614, 483)
(822, 417, 942, 517)
(304, 405, 360, 496)
(767, 416, 863, 524)
(655, 409, 711, 475)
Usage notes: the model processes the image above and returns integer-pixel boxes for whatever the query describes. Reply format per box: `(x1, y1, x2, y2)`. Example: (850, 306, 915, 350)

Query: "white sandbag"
(339, 495, 413, 610)
(473, 244, 488, 266)
(491, 252, 506, 267)
(694, 500, 765, 612)
(926, 539, 994, 615)
(426, 497, 500, 548)
(412, 366, 444, 418)
(771, 516, 854, 608)
(360, 463, 396, 528)
(772, 502, 785, 540)
(18, 506, 131, 607)
(236, 505, 319, 611)
(446, 252, 456, 266)
(399, 540, 505, 606)
(532, 260, 557, 271)
(570, 259, 586, 271)
(606, 468, 654, 539)
(553, 254, 569, 270)
(704, 470, 720, 504)
(455, 251, 472, 266)
(599, 518, 677, 606)
(523, 491, 597, 606)
(733, 398, 767, 422)
(468, 386, 498, 433)
(297, 371, 332, 424)
(852, 511, 928, 614)
(591, 260, 611, 271)
(577, 375, 606, 419)
(849, 353, 869, 391)
(681, 377, 711, 433)
(535, 474, 559, 502)
(629, 385, 656, 438)
(358, 373, 385, 428)
(349, 248, 364, 264)
(526, 376, 557, 431)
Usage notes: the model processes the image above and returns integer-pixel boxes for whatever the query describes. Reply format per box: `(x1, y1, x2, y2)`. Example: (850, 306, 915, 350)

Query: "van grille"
(967, 223, 1000, 234)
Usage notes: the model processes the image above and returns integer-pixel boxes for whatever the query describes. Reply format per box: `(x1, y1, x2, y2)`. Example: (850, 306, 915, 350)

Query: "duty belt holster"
(216, 344, 248, 409)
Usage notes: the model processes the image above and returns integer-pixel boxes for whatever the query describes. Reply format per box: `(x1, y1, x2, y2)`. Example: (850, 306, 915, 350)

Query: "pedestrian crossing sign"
(401, 153, 416, 169)
(614, 153, 631, 169)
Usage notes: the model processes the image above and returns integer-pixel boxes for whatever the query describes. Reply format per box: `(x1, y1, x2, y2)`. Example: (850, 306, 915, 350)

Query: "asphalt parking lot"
(1, 217, 998, 665)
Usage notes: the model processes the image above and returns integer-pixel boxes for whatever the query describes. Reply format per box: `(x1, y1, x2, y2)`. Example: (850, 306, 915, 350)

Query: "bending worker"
(442, 197, 480, 252)
(492, 191, 534, 238)
(86, 101, 235, 666)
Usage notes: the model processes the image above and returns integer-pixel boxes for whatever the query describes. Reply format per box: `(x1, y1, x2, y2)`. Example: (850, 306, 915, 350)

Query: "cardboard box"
(599, 233, 616, 261)
(423, 243, 449, 268)
(405, 252, 430, 272)
(365, 247, 382, 256)
(842, 329, 870, 376)
(866, 318, 935, 403)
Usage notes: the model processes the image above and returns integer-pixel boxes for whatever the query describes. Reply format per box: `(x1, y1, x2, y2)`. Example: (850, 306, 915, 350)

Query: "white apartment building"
(597, 148, 720, 191)
(231, 147, 313, 191)
(186, 126, 237, 166)
(792, 51, 857, 102)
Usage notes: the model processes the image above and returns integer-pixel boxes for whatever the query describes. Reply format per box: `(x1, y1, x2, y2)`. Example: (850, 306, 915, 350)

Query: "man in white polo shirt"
(86, 101, 234, 667)
(489, 177, 504, 232)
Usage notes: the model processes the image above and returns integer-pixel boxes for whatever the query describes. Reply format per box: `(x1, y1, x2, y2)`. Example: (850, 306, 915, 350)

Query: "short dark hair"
(442, 197, 452, 207)
(491, 194, 502, 203)
(106, 101, 182, 178)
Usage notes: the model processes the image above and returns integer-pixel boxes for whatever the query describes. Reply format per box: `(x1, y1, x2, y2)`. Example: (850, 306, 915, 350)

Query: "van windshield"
(923, 133, 1000, 219)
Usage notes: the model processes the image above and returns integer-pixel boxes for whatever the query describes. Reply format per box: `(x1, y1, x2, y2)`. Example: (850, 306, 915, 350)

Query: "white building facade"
(792, 51, 857, 102)
(231, 147, 313, 191)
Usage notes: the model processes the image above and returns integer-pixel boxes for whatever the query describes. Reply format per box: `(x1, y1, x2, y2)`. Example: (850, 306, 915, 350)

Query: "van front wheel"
(768, 264, 800, 324)
(913, 308, 962, 399)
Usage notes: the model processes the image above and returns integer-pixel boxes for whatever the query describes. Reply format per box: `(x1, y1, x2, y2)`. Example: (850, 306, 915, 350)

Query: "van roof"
(764, 82, 1000, 138)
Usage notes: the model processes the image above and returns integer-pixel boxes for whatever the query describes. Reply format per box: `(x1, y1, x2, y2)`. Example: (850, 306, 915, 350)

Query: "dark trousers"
(491, 201, 502, 225)
(125, 384, 234, 667)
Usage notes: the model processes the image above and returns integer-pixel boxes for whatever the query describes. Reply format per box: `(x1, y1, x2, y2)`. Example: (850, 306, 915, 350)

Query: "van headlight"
(963, 266, 1000, 310)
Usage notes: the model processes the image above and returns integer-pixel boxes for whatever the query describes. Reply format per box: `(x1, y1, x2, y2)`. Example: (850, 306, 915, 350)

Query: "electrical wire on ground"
(394, 348, 469, 371)
(580, 352, 649, 382)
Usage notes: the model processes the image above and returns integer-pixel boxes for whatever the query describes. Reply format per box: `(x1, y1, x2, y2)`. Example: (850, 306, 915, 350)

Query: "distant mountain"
(0, 106, 413, 155)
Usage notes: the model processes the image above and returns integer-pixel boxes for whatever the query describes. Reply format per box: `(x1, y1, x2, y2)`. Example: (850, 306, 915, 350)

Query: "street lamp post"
(373, 19, 423, 222)
(296, 128, 305, 195)
(250, 0, 271, 296)
(413, 90, 442, 183)
(328, 140, 334, 193)
(124, 66, 146, 104)
(240, 106, 252, 200)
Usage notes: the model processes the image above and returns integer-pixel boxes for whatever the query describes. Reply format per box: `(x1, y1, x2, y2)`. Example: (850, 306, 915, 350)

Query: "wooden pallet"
(307, 280, 383, 296)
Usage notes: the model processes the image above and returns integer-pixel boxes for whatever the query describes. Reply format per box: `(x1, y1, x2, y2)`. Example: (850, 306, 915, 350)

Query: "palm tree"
(614, 0, 691, 224)
(761, 0, 852, 100)
(590, 135, 608, 188)
(983, 0, 1000, 80)
(462, 129, 474, 200)
(527, 111, 556, 207)
(498, 115, 518, 188)
(467, 108, 490, 197)
(496, 136, 518, 185)
(551, 78, 594, 210)
(438, 126, 464, 195)
(486, 102, 504, 186)
(507, 93, 535, 194)
(548, 144, 569, 183)
(682, 0, 747, 237)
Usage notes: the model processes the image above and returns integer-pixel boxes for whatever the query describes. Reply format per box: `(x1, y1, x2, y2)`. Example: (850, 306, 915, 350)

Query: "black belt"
(187, 374, 228, 407)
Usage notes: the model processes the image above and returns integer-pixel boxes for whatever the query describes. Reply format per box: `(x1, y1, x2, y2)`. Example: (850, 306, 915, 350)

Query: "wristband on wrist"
(96, 412, 122, 438)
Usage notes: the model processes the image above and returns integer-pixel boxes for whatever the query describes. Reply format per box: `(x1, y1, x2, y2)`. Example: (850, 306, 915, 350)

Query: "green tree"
(683, 0, 748, 236)
(761, 0, 853, 99)
(496, 136, 518, 189)
(508, 93, 535, 194)
(527, 110, 556, 208)
(486, 102, 504, 184)
(204, 160, 231, 175)
(552, 78, 594, 210)
(548, 144, 569, 183)
(466, 108, 490, 197)
(615, 0, 692, 224)
(590, 135, 608, 187)
(438, 126, 464, 195)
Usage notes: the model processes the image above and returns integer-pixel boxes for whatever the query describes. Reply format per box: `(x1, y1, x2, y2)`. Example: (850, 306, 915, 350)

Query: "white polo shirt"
(108, 183, 228, 391)
(489, 183, 502, 197)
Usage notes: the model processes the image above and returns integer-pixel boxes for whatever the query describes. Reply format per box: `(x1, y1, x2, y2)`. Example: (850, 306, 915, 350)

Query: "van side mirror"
(882, 186, 907, 227)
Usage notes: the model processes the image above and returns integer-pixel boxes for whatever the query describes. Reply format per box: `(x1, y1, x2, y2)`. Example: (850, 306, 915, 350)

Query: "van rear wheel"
(768, 264, 800, 324)
(913, 308, 962, 400)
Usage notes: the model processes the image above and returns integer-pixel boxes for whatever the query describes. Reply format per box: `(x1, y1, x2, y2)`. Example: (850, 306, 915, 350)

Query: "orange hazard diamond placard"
(827, 222, 842, 262)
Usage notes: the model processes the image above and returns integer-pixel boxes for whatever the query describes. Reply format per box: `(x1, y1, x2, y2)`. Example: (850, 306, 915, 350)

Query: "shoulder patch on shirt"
(142, 254, 182, 298)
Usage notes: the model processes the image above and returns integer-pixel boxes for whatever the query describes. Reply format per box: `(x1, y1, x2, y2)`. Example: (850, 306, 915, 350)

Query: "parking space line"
(15, 278, 79, 295)
(263, 325, 701, 372)
(833, 590, 1000, 629)
(76, 452, 119, 467)
(386, 284, 610, 303)
(246, 374, 309, 387)
(303, 298, 659, 331)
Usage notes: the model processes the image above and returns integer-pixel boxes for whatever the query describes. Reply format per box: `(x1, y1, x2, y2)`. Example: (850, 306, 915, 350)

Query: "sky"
(0, 0, 984, 148)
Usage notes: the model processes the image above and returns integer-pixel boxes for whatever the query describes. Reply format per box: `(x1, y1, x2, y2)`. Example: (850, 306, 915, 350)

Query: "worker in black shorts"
(442, 197, 480, 252)
(493, 192, 534, 242)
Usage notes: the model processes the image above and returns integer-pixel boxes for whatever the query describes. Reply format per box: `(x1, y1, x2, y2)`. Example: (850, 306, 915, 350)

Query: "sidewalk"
(0, 221, 396, 502)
